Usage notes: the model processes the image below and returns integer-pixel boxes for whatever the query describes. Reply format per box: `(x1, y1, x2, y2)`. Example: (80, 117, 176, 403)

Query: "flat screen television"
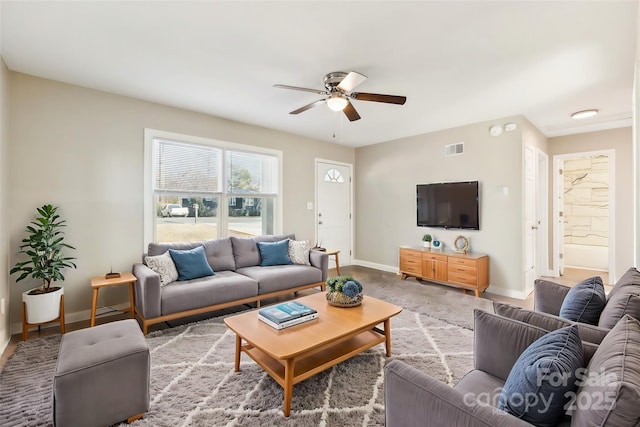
(417, 181, 479, 230)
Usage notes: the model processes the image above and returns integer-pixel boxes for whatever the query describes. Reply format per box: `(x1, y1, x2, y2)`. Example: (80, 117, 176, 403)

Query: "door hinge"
(559, 253, 564, 259)
(559, 168, 563, 175)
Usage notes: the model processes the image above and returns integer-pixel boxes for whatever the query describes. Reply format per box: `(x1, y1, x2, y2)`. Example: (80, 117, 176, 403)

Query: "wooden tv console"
(399, 246, 489, 297)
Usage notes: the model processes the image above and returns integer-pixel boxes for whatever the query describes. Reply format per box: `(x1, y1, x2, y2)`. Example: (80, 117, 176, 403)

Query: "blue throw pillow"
(498, 325, 584, 426)
(168, 246, 215, 281)
(559, 276, 606, 325)
(257, 240, 292, 266)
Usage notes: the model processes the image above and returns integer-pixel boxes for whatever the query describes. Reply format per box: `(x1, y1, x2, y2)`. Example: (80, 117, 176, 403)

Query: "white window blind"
(153, 139, 222, 193)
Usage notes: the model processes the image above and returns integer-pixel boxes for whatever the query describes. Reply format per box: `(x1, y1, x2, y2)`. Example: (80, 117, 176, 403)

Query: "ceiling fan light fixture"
(326, 93, 348, 112)
(571, 109, 599, 120)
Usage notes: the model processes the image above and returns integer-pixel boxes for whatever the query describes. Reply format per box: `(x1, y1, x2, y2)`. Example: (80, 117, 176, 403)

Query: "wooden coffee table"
(224, 292, 402, 416)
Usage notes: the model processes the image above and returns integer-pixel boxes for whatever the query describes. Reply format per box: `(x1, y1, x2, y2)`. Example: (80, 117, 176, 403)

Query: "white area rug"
(0, 269, 492, 426)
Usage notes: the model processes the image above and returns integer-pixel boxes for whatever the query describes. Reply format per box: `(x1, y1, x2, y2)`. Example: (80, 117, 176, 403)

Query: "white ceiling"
(1, 1, 637, 147)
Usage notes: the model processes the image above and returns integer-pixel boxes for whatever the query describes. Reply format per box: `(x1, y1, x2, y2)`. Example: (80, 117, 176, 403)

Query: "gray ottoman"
(53, 319, 150, 427)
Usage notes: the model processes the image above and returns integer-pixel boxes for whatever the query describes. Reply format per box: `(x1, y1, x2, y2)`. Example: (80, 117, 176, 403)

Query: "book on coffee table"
(258, 301, 318, 330)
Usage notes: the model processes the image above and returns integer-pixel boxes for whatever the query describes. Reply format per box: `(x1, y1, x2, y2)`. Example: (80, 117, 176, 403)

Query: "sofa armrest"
(473, 309, 548, 381)
(132, 263, 162, 319)
(384, 360, 532, 427)
(309, 250, 329, 282)
(493, 302, 609, 345)
(534, 279, 570, 315)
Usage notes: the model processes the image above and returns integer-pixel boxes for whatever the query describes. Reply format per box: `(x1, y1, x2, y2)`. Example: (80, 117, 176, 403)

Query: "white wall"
(0, 58, 9, 350)
(7, 72, 354, 333)
(354, 116, 527, 297)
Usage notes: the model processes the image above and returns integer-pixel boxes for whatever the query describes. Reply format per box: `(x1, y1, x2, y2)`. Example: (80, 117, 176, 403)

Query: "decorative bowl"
(326, 291, 363, 308)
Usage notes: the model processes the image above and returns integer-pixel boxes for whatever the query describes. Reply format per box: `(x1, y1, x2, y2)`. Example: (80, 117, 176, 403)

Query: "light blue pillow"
(559, 276, 606, 325)
(498, 325, 583, 426)
(168, 246, 215, 281)
(257, 240, 292, 266)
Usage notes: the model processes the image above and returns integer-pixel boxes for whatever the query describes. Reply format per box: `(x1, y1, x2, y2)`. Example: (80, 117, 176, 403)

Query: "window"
(324, 168, 344, 183)
(144, 130, 281, 246)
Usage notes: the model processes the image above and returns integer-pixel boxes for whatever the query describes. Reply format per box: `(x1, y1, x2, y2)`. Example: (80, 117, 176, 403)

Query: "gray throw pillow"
(570, 315, 640, 426)
(498, 325, 584, 427)
(559, 276, 606, 325)
(598, 267, 640, 329)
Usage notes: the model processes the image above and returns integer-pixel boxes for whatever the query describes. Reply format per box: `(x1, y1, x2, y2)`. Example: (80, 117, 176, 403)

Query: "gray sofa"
(384, 309, 634, 427)
(494, 268, 640, 344)
(132, 234, 328, 334)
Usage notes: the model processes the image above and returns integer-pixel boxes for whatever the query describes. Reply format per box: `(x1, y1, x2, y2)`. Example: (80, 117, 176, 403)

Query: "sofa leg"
(127, 413, 144, 423)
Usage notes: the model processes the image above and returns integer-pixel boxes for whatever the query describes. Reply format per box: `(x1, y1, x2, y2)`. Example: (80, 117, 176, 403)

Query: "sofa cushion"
(493, 302, 609, 345)
(598, 267, 640, 329)
(144, 251, 178, 287)
(148, 238, 235, 272)
(498, 325, 583, 426)
(559, 276, 606, 325)
(237, 264, 322, 295)
(231, 234, 295, 268)
(570, 315, 640, 426)
(160, 271, 258, 315)
(257, 240, 292, 266)
(288, 240, 311, 265)
(169, 246, 215, 281)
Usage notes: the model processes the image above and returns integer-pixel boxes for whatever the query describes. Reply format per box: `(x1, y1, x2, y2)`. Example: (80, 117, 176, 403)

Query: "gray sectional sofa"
(132, 234, 328, 334)
(385, 309, 640, 426)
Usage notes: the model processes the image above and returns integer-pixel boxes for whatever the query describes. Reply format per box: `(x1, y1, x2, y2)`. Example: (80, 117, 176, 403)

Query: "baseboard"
(0, 329, 8, 355)
(352, 259, 398, 274)
(10, 302, 131, 335)
(486, 285, 530, 300)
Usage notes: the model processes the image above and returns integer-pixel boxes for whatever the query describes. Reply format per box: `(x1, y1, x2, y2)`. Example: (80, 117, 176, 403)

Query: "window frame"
(143, 128, 283, 250)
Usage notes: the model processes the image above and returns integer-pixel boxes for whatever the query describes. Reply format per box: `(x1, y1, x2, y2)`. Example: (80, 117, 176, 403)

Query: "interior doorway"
(553, 150, 614, 283)
(524, 146, 549, 295)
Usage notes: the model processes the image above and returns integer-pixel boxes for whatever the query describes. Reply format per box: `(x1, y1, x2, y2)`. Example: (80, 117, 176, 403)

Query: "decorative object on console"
(326, 275, 363, 307)
(431, 240, 442, 250)
(421, 234, 432, 248)
(453, 235, 469, 254)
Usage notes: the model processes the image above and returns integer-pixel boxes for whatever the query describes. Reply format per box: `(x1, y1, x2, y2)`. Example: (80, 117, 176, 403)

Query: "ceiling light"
(571, 109, 598, 120)
(326, 93, 348, 112)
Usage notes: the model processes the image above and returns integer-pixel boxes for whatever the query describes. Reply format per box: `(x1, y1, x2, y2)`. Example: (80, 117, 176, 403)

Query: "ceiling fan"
(274, 71, 406, 122)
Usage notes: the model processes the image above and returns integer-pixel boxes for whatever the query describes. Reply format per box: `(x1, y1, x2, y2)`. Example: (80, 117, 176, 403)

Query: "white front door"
(316, 160, 352, 269)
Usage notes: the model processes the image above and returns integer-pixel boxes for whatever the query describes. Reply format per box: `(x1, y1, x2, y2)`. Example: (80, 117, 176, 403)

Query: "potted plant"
(10, 204, 77, 324)
(422, 234, 432, 248)
(325, 275, 363, 307)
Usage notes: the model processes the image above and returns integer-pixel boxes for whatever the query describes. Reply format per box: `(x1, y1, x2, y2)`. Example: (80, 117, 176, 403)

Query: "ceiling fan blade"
(337, 71, 367, 92)
(343, 101, 361, 122)
(290, 99, 326, 115)
(351, 92, 407, 105)
(274, 84, 328, 95)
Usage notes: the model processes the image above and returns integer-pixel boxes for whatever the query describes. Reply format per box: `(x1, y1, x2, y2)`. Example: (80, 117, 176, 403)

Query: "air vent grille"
(445, 142, 464, 156)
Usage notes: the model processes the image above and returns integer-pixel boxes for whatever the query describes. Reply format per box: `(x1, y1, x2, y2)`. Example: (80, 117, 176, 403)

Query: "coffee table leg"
(283, 359, 294, 417)
(234, 335, 241, 372)
(384, 319, 392, 357)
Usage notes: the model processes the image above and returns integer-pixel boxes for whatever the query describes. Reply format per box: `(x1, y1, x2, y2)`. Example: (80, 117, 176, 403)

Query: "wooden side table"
(324, 249, 341, 275)
(90, 272, 137, 327)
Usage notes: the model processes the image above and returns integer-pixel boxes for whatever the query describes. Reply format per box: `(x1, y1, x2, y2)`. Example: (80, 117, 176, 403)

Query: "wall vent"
(445, 142, 464, 156)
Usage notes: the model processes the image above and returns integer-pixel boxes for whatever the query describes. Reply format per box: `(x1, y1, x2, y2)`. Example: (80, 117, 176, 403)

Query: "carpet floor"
(0, 268, 494, 426)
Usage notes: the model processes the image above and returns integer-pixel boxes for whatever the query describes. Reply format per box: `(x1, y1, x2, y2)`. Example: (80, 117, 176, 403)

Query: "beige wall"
(548, 127, 633, 281)
(355, 116, 528, 296)
(7, 72, 354, 332)
(0, 58, 9, 348)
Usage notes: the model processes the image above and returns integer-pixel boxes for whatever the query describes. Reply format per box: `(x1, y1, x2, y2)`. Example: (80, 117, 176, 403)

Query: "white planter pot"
(422, 242, 431, 248)
(22, 286, 63, 324)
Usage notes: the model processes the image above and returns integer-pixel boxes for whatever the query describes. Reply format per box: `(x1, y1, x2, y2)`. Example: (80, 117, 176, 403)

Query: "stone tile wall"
(563, 155, 609, 246)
